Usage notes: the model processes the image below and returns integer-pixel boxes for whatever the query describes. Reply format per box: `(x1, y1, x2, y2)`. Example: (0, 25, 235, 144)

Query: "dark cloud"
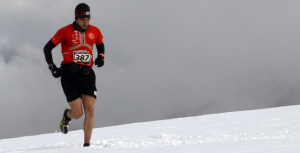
(1, 0, 300, 139)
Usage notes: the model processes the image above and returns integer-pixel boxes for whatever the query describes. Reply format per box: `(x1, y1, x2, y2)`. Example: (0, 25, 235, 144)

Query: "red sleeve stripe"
(99, 53, 105, 59)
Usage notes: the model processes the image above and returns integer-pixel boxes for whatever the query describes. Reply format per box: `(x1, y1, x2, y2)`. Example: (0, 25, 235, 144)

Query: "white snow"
(1, 105, 300, 153)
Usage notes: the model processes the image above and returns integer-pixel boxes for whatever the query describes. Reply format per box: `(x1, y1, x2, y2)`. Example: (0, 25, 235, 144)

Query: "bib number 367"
(73, 51, 91, 64)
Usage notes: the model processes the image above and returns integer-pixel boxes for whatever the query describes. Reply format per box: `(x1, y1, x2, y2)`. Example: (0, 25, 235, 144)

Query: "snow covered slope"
(1, 105, 300, 153)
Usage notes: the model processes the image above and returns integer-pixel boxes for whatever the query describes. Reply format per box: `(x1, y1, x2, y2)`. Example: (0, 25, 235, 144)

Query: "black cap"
(75, 3, 90, 19)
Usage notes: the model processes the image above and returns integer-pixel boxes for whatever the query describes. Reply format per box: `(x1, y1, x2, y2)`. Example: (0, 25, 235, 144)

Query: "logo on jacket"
(88, 33, 94, 39)
(72, 31, 81, 46)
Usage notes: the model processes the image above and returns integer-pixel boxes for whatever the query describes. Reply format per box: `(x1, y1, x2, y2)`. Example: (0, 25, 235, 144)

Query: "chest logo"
(88, 33, 94, 40)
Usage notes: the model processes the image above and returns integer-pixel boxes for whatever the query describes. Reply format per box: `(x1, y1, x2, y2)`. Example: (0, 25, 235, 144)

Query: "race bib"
(73, 51, 91, 64)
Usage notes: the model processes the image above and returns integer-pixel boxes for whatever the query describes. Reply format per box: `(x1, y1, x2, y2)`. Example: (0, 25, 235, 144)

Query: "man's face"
(76, 18, 90, 29)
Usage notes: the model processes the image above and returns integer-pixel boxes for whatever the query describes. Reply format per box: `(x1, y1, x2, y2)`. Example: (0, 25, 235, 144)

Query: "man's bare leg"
(67, 98, 83, 120)
(81, 94, 96, 144)
(60, 98, 83, 134)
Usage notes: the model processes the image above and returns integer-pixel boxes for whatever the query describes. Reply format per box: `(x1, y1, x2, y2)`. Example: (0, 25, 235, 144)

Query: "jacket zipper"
(82, 32, 85, 43)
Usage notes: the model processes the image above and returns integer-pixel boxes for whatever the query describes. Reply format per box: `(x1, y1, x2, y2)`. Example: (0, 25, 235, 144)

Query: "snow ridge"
(1, 106, 300, 153)
(0, 130, 292, 152)
(92, 130, 292, 149)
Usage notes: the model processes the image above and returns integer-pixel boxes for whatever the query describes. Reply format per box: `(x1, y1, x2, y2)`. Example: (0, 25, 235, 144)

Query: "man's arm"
(96, 42, 105, 55)
(43, 40, 56, 66)
(43, 40, 61, 78)
(95, 42, 105, 67)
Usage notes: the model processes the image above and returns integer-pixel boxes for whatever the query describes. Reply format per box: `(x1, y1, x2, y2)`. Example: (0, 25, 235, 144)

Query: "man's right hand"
(48, 63, 61, 78)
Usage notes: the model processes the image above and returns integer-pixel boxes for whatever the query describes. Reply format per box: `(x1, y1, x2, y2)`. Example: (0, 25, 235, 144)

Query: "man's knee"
(72, 110, 83, 119)
(85, 107, 94, 117)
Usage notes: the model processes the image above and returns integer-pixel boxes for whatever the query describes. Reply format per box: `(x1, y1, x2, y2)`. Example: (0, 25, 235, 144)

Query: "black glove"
(95, 54, 105, 67)
(48, 63, 61, 78)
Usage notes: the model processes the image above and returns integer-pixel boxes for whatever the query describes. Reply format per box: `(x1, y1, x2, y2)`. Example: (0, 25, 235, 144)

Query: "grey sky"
(1, 0, 300, 139)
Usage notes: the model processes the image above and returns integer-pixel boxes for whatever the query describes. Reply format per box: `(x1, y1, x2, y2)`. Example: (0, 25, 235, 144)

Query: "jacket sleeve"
(96, 42, 105, 55)
(43, 40, 56, 65)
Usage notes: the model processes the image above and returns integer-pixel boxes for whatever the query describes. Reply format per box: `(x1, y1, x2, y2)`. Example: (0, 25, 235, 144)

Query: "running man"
(43, 3, 105, 147)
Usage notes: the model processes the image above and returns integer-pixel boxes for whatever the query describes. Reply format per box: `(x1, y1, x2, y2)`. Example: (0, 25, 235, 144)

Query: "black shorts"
(61, 66, 97, 102)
